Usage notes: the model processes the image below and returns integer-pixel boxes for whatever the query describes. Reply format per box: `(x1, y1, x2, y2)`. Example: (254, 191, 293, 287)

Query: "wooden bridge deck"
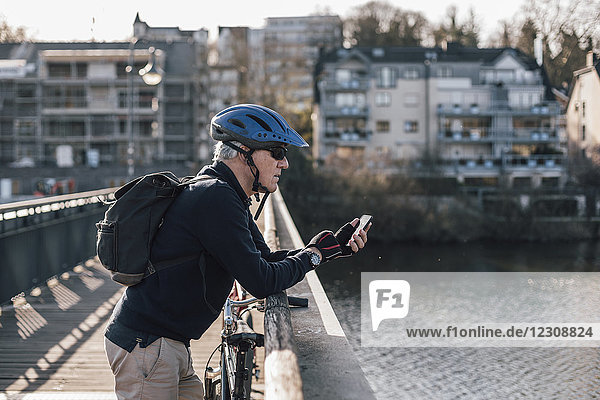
(0, 257, 264, 398)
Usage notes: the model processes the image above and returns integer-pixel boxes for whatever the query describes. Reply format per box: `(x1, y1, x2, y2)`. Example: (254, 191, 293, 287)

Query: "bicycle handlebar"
(227, 295, 308, 309)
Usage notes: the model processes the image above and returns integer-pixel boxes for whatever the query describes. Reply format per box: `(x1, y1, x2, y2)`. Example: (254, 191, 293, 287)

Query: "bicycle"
(204, 288, 308, 400)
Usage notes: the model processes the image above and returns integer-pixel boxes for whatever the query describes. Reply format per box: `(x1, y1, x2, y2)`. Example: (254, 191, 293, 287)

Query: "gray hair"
(212, 141, 243, 162)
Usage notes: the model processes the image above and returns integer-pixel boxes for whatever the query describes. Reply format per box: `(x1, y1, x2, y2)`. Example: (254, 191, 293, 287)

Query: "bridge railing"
(262, 193, 304, 400)
(0, 188, 114, 304)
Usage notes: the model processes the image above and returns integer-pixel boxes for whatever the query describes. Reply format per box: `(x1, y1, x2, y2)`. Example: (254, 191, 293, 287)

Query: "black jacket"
(105, 161, 313, 346)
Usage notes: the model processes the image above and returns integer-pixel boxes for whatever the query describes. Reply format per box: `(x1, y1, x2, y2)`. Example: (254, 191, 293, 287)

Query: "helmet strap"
(223, 141, 270, 199)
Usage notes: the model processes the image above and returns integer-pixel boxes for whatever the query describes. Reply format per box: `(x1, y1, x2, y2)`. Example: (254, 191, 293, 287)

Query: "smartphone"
(355, 214, 372, 235)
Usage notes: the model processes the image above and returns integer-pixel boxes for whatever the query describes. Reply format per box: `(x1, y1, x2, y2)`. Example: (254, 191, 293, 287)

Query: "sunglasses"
(267, 147, 288, 160)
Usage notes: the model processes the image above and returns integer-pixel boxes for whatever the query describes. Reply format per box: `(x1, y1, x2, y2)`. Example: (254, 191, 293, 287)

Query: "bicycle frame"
(205, 296, 264, 400)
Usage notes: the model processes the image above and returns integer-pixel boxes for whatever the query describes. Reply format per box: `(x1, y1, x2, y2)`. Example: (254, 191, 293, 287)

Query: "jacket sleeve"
(248, 215, 302, 262)
(194, 184, 313, 299)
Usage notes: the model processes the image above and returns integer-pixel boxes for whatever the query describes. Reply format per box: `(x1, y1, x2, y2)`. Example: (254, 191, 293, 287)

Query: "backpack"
(95, 171, 211, 286)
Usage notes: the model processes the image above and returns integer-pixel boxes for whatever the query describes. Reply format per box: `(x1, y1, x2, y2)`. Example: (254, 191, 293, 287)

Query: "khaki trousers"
(105, 336, 204, 400)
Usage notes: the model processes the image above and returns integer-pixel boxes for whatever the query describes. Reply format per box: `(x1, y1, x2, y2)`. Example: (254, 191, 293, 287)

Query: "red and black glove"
(307, 230, 342, 262)
(334, 219, 360, 258)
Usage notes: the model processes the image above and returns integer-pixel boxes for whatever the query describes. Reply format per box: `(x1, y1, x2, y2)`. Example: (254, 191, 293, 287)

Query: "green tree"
(344, 1, 428, 47)
(0, 17, 27, 42)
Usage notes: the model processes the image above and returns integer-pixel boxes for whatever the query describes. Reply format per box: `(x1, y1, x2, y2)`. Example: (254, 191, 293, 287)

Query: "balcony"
(42, 97, 88, 112)
(322, 130, 371, 146)
(439, 128, 491, 142)
(321, 105, 369, 117)
(439, 128, 563, 144)
(320, 78, 370, 92)
(440, 154, 565, 174)
(437, 102, 561, 116)
(503, 154, 565, 170)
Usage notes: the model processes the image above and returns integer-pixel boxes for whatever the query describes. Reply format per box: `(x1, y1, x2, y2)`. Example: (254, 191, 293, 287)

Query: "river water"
(316, 241, 600, 399)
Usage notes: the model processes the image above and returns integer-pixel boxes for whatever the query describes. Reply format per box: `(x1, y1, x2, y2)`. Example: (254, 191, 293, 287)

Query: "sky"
(1, 0, 526, 43)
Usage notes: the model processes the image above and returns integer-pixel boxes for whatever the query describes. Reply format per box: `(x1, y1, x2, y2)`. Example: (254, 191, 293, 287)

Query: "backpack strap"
(144, 174, 216, 279)
(178, 174, 214, 187)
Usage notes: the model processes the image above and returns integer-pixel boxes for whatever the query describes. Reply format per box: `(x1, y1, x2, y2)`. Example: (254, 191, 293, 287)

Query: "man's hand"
(307, 218, 371, 264)
(334, 218, 370, 258)
(307, 230, 342, 262)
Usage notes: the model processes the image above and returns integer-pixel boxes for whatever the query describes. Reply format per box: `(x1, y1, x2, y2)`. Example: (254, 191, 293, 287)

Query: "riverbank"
(279, 151, 599, 243)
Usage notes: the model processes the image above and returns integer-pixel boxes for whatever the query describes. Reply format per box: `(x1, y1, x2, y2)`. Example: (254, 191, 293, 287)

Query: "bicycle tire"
(221, 345, 232, 400)
(241, 311, 254, 398)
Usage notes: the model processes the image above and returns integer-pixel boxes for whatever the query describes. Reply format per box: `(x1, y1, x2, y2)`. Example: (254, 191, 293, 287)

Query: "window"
(137, 120, 154, 137)
(335, 93, 365, 107)
(118, 92, 128, 108)
(404, 120, 418, 133)
(75, 63, 87, 78)
(437, 67, 452, 78)
(165, 84, 185, 98)
(42, 85, 86, 108)
(582, 101, 586, 118)
(335, 69, 351, 83)
(92, 116, 113, 136)
(326, 119, 335, 132)
(404, 67, 419, 80)
(376, 67, 396, 88)
(513, 177, 531, 188)
(15, 120, 35, 136)
(138, 90, 155, 108)
(48, 63, 71, 78)
(582, 125, 586, 141)
(375, 92, 391, 107)
(45, 120, 85, 137)
(404, 93, 419, 107)
(17, 84, 36, 98)
(376, 120, 390, 133)
(372, 48, 385, 57)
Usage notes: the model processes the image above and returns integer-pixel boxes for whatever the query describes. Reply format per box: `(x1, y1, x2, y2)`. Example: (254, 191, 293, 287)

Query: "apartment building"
(313, 44, 566, 188)
(212, 15, 342, 115)
(566, 51, 600, 160)
(209, 26, 269, 115)
(263, 15, 342, 114)
(0, 14, 210, 169)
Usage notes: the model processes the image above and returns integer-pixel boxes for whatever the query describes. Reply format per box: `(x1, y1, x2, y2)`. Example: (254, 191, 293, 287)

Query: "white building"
(566, 51, 600, 160)
(314, 44, 566, 188)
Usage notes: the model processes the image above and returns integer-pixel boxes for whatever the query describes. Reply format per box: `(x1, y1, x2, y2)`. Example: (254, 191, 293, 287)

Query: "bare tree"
(487, 20, 516, 48)
(516, 0, 599, 87)
(515, 18, 538, 57)
(523, 0, 599, 56)
(0, 16, 28, 42)
(344, 1, 429, 47)
(432, 5, 481, 47)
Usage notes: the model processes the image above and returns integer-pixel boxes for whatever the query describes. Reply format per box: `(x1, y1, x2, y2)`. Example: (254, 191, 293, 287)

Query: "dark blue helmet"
(210, 104, 309, 149)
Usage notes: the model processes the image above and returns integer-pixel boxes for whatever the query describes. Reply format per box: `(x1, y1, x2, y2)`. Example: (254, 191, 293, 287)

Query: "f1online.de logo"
(369, 280, 410, 331)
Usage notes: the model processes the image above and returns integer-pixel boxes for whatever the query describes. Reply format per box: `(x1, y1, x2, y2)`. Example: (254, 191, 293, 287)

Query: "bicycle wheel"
(241, 312, 255, 398)
(221, 344, 233, 400)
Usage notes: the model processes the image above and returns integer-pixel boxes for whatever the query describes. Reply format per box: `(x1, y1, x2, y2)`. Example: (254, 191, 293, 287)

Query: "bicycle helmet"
(210, 104, 308, 149)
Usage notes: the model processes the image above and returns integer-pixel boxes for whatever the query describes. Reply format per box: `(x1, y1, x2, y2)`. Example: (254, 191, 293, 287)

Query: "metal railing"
(0, 188, 114, 304)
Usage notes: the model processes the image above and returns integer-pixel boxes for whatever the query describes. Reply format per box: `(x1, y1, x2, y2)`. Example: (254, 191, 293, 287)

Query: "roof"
(318, 44, 539, 70)
(0, 41, 201, 76)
